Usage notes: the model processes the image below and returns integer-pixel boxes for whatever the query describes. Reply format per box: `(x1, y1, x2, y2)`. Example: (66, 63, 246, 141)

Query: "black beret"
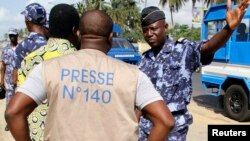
(141, 6, 165, 26)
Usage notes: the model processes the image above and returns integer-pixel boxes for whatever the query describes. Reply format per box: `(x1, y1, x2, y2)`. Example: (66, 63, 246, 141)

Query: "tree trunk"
(192, 0, 195, 7)
(170, 7, 174, 26)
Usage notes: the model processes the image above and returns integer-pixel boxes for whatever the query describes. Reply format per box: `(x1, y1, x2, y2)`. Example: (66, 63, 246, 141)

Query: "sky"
(0, 0, 203, 40)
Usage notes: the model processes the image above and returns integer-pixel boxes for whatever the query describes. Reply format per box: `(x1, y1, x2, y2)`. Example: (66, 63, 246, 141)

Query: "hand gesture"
(226, 0, 250, 30)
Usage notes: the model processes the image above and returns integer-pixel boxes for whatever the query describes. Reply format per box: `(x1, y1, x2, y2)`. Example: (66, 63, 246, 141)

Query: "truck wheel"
(224, 85, 250, 121)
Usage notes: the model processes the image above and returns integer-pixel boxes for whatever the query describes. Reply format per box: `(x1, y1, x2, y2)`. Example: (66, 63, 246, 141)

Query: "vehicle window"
(112, 39, 120, 48)
(119, 39, 134, 49)
(112, 38, 134, 49)
(207, 20, 226, 40)
(207, 22, 216, 40)
(236, 19, 249, 42)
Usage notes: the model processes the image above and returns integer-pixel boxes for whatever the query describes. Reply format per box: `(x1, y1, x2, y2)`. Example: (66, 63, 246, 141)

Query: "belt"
(171, 109, 187, 116)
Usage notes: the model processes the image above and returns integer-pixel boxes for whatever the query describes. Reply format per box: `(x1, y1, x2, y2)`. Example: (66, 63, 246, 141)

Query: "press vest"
(42, 49, 139, 141)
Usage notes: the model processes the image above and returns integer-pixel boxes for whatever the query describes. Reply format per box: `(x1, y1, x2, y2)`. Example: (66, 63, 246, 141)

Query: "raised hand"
(226, 0, 250, 30)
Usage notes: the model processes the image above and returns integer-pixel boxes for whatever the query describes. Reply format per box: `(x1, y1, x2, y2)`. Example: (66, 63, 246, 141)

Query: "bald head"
(80, 10, 113, 37)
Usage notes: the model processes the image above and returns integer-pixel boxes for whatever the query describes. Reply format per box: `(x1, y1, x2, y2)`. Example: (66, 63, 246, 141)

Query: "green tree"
(74, 0, 110, 16)
(159, 0, 189, 26)
(168, 24, 201, 41)
(107, 0, 143, 41)
(75, 2, 85, 16)
(86, 0, 109, 10)
(74, 0, 144, 42)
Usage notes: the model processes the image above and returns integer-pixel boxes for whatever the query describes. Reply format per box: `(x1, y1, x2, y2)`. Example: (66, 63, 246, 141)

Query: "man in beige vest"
(5, 10, 174, 141)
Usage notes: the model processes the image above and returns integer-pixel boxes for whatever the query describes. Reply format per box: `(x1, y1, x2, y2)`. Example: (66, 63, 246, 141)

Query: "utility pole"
(199, 0, 205, 40)
(144, 0, 147, 8)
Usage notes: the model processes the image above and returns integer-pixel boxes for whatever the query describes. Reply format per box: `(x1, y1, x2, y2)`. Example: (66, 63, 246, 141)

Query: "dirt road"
(187, 99, 249, 141)
(0, 100, 14, 141)
(0, 98, 249, 141)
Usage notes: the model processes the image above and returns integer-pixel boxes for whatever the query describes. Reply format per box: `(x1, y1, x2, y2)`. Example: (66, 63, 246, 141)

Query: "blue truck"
(108, 23, 141, 65)
(201, 3, 250, 121)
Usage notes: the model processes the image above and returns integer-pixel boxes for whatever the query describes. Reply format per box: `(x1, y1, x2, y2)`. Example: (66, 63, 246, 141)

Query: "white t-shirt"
(17, 63, 163, 110)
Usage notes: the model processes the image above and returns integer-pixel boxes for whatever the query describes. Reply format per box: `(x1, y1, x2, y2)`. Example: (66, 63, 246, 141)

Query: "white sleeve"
(136, 70, 163, 110)
(16, 63, 46, 105)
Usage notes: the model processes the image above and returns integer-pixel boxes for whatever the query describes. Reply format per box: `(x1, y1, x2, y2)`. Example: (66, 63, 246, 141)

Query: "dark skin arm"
(0, 61, 5, 87)
(141, 100, 175, 141)
(201, 0, 250, 55)
(12, 68, 17, 86)
(5, 92, 38, 141)
(135, 108, 142, 121)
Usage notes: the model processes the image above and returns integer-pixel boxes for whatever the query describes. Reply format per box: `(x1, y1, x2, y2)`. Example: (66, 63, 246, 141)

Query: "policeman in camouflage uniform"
(138, 0, 250, 141)
(12, 3, 48, 86)
(1, 28, 19, 131)
(2, 28, 19, 105)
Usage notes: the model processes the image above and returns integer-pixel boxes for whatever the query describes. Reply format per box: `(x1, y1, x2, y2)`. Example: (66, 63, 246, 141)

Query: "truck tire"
(224, 85, 250, 121)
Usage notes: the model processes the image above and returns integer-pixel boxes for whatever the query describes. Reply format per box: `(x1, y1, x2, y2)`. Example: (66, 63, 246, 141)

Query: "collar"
(47, 38, 72, 45)
(27, 32, 46, 39)
(144, 35, 175, 60)
(78, 49, 107, 56)
(46, 38, 76, 51)
(162, 35, 175, 53)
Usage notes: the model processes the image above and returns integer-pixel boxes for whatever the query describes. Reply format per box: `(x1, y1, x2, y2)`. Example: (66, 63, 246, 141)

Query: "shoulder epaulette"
(176, 37, 187, 44)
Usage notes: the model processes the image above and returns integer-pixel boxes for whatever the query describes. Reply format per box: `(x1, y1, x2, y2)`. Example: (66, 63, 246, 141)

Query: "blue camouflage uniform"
(138, 36, 210, 141)
(13, 3, 48, 69)
(2, 28, 19, 105)
(13, 32, 47, 69)
(2, 45, 17, 104)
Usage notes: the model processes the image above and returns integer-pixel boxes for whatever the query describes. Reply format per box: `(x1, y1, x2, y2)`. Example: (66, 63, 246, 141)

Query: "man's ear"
(106, 32, 113, 53)
(25, 20, 31, 31)
(165, 23, 168, 32)
(72, 26, 79, 37)
(76, 30, 80, 40)
(108, 32, 113, 44)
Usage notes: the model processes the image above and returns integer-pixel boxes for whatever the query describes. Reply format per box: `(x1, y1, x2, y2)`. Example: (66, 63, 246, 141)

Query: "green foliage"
(74, 0, 110, 16)
(168, 24, 201, 41)
(73, 1, 201, 42)
(74, 0, 144, 42)
(124, 29, 144, 43)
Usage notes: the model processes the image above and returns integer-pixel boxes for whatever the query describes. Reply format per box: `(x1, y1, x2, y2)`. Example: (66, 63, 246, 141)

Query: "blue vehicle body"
(201, 3, 250, 121)
(107, 23, 141, 65)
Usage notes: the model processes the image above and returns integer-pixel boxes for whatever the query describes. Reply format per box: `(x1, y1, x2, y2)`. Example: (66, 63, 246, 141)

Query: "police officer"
(12, 3, 48, 86)
(5, 10, 175, 141)
(1, 28, 19, 131)
(138, 0, 250, 141)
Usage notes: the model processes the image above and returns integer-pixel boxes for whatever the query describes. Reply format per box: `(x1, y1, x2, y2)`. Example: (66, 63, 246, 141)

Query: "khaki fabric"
(43, 49, 139, 141)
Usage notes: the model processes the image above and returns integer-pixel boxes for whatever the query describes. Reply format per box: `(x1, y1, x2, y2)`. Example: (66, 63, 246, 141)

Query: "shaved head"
(80, 10, 113, 37)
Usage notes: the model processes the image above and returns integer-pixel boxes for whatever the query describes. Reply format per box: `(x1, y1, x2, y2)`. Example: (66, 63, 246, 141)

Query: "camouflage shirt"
(2, 45, 17, 87)
(138, 37, 207, 136)
(14, 32, 47, 69)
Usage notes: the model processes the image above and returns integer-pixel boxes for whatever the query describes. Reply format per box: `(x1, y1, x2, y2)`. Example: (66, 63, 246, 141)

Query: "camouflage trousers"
(139, 126, 189, 141)
(5, 83, 15, 105)
(139, 109, 193, 141)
